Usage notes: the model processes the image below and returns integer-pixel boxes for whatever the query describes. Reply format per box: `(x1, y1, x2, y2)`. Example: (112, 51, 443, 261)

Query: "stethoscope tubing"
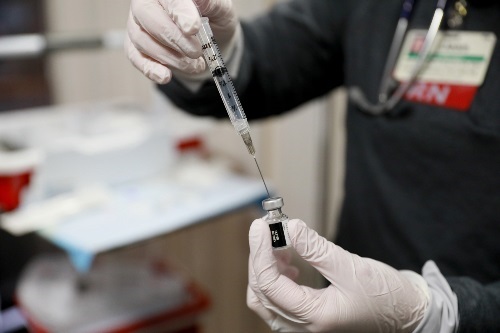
(378, 0, 416, 103)
(350, 0, 448, 115)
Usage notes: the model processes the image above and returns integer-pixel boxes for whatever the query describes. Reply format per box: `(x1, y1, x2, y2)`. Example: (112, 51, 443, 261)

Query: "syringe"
(195, 17, 255, 156)
(196, 17, 270, 197)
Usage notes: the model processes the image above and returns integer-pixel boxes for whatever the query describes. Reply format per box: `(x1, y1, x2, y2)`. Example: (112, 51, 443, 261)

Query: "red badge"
(404, 81, 478, 111)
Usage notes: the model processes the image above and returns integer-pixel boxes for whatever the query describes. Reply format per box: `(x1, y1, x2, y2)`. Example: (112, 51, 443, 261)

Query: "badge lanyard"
(349, 0, 448, 115)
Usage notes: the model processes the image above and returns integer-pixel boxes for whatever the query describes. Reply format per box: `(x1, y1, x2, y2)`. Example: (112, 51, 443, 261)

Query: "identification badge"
(393, 30, 496, 111)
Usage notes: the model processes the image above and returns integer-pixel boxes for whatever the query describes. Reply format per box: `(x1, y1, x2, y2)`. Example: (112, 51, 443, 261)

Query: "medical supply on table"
(0, 100, 174, 202)
(262, 197, 291, 250)
(17, 254, 210, 333)
(0, 146, 41, 212)
(195, 16, 271, 198)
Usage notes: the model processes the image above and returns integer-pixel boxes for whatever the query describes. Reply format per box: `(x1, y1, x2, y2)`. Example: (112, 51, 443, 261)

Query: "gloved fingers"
(193, 0, 231, 19)
(249, 219, 294, 296)
(246, 286, 276, 325)
(249, 219, 325, 319)
(277, 261, 300, 282)
(287, 219, 358, 284)
(247, 286, 311, 333)
(248, 253, 267, 303)
(275, 250, 300, 281)
(248, 253, 294, 325)
(128, 15, 205, 74)
(159, 0, 201, 35)
(248, 252, 298, 307)
(131, 0, 201, 58)
(193, 0, 237, 43)
(125, 34, 171, 84)
(399, 269, 431, 303)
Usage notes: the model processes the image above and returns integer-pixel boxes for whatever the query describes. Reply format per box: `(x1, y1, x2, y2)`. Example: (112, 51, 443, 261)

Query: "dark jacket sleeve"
(158, 0, 351, 120)
(447, 277, 500, 332)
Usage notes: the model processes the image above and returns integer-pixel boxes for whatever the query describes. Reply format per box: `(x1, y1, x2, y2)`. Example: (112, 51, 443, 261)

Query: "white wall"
(45, 0, 153, 104)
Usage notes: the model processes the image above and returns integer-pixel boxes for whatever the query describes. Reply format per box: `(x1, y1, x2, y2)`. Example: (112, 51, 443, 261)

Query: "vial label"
(269, 222, 288, 248)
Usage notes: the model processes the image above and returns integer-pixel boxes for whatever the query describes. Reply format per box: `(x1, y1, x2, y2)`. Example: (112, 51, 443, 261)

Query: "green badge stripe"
(408, 52, 484, 62)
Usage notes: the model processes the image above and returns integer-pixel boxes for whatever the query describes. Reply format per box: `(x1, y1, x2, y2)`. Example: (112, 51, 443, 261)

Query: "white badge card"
(393, 30, 496, 110)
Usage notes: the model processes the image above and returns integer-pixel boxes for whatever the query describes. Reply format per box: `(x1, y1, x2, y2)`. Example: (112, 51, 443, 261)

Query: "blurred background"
(0, 0, 347, 332)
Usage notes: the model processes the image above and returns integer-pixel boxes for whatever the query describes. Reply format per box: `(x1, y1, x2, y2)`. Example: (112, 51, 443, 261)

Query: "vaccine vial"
(262, 197, 291, 250)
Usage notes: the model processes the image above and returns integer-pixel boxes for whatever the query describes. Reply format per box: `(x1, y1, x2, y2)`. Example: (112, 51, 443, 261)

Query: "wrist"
(411, 261, 459, 333)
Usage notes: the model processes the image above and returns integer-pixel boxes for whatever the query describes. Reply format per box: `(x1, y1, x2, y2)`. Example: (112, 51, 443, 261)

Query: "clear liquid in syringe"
(197, 17, 269, 197)
(197, 18, 249, 135)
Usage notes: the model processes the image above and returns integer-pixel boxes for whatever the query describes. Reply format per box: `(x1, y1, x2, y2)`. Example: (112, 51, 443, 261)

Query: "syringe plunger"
(196, 17, 256, 156)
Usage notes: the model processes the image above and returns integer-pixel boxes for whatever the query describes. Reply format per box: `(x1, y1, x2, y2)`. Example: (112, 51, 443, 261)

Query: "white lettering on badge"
(406, 82, 451, 105)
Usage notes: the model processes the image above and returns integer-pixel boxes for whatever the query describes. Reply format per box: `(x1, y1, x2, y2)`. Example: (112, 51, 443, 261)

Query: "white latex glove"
(248, 219, 431, 333)
(126, 0, 238, 84)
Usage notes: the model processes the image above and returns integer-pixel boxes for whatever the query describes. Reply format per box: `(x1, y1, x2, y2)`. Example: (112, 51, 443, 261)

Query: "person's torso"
(337, 0, 500, 283)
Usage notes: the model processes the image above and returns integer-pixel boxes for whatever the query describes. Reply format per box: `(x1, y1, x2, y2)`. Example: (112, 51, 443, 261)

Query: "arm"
(248, 217, 500, 332)
(159, 0, 352, 120)
(447, 277, 500, 333)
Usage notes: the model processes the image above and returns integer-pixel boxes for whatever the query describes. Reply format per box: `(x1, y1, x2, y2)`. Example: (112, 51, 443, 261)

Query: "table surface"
(38, 172, 267, 272)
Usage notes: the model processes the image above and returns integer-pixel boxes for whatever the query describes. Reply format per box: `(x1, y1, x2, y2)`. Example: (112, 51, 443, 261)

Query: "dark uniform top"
(159, 0, 500, 331)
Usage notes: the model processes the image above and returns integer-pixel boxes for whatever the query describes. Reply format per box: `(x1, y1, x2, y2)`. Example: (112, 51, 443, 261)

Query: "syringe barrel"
(196, 18, 249, 136)
(197, 18, 214, 49)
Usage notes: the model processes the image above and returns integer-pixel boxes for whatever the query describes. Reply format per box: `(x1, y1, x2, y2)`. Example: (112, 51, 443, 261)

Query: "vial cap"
(262, 197, 284, 211)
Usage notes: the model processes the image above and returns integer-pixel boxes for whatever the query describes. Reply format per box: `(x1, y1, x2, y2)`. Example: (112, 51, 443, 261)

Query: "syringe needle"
(254, 157, 270, 198)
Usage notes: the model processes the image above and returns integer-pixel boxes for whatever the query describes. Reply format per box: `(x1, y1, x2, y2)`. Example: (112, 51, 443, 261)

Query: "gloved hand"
(248, 219, 430, 333)
(125, 0, 238, 84)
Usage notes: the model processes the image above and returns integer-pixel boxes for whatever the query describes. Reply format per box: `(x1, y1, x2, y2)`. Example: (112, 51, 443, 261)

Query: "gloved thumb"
(249, 219, 319, 316)
(287, 219, 359, 284)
